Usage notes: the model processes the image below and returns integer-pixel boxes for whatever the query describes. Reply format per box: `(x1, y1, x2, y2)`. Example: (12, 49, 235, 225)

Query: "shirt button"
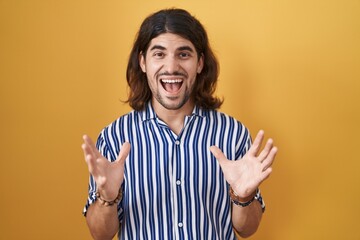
(176, 180, 181, 185)
(178, 222, 183, 227)
(175, 140, 180, 145)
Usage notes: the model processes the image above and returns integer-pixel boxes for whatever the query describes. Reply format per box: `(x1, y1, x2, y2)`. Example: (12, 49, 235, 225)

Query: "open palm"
(210, 130, 277, 199)
(82, 135, 131, 201)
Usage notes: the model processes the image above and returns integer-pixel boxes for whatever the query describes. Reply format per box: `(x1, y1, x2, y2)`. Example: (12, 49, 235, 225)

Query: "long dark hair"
(126, 8, 223, 111)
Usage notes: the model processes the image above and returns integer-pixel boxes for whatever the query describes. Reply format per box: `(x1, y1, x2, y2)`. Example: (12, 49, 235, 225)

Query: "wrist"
(96, 188, 123, 206)
(229, 187, 257, 207)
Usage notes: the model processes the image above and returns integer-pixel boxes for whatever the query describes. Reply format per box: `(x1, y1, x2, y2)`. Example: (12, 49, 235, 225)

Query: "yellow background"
(1, 0, 359, 239)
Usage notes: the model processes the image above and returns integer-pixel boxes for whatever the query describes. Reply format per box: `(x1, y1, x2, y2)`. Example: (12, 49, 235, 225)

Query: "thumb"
(210, 145, 228, 165)
(115, 142, 131, 165)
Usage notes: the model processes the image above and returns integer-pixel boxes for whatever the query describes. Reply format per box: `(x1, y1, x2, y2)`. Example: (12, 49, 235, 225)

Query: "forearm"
(232, 200, 263, 238)
(86, 201, 119, 240)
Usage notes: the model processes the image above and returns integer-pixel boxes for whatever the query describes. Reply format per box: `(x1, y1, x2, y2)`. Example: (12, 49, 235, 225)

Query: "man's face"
(140, 33, 203, 111)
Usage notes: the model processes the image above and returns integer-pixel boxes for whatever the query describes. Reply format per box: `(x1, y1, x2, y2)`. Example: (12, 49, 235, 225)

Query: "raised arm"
(210, 130, 277, 237)
(82, 135, 130, 240)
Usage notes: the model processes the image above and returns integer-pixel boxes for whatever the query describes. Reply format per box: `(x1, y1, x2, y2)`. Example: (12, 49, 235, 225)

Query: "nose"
(163, 56, 180, 74)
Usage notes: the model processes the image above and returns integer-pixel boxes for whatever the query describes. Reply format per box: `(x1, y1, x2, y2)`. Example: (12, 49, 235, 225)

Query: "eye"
(179, 52, 191, 58)
(153, 52, 165, 58)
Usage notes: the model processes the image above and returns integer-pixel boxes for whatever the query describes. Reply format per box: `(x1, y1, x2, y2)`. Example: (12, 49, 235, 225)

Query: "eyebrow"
(150, 45, 166, 51)
(178, 46, 194, 52)
(149, 45, 195, 52)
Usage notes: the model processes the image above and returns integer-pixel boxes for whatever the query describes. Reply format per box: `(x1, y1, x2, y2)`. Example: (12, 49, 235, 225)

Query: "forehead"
(147, 33, 196, 51)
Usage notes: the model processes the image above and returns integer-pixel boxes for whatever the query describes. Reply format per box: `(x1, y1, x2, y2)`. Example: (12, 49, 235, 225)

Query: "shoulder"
(96, 110, 140, 159)
(204, 109, 250, 138)
(205, 109, 247, 127)
(97, 110, 140, 142)
(101, 110, 140, 131)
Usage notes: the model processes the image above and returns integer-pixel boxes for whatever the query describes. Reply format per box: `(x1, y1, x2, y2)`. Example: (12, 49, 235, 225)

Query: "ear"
(197, 53, 204, 74)
(139, 52, 146, 73)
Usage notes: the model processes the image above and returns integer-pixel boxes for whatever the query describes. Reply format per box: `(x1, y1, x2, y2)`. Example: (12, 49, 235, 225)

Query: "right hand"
(82, 135, 131, 201)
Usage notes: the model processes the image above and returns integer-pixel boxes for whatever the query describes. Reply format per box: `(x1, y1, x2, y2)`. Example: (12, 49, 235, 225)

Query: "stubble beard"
(155, 87, 192, 110)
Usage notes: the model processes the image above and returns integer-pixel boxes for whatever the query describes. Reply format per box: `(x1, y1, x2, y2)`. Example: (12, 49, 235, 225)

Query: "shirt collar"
(139, 101, 206, 122)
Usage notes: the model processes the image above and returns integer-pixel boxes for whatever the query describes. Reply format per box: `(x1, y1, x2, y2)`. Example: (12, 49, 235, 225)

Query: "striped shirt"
(83, 102, 265, 239)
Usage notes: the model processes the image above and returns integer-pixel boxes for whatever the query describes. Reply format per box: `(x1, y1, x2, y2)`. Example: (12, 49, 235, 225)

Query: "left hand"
(82, 135, 131, 201)
(210, 130, 277, 199)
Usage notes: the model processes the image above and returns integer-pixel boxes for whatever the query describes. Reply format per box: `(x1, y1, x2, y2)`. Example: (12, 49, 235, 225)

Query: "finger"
(83, 135, 101, 158)
(82, 144, 98, 175)
(82, 140, 97, 164)
(259, 167, 273, 183)
(261, 146, 277, 171)
(115, 142, 131, 165)
(248, 130, 265, 156)
(210, 146, 228, 165)
(258, 138, 274, 161)
(82, 135, 101, 175)
(81, 143, 91, 161)
(85, 153, 98, 175)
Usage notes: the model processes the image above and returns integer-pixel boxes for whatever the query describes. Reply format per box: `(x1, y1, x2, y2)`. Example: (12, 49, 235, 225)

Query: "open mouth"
(160, 78, 183, 93)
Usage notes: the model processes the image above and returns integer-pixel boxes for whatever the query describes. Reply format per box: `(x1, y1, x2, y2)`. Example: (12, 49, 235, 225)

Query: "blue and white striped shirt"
(84, 102, 265, 239)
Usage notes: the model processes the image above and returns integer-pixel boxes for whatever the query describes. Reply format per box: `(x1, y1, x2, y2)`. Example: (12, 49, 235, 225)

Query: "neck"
(152, 99, 194, 135)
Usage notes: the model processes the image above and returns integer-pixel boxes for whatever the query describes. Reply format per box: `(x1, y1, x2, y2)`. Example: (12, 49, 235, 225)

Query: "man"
(82, 8, 277, 240)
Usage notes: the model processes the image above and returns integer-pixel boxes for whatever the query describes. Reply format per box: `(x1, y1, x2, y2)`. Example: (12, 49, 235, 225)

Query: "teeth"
(161, 79, 182, 83)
